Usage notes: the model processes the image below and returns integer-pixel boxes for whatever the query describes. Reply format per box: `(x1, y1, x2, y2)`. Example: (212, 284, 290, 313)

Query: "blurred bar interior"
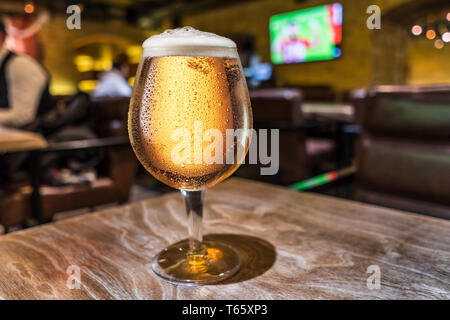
(1, 0, 450, 234)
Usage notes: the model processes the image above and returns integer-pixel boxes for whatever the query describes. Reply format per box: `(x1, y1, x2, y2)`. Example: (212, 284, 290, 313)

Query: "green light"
(289, 173, 330, 190)
(289, 166, 355, 191)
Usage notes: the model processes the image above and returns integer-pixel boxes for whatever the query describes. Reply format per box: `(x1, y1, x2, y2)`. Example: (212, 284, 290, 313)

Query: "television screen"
(269, 3, 343, 64)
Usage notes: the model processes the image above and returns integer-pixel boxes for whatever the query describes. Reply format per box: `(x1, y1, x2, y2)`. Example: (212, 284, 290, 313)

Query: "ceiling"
(3, 0, 449, 29)
(0, 0, 256, 27)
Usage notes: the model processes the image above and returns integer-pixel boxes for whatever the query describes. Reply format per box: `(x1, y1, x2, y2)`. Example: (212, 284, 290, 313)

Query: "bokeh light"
(426, 29, 436, 39)
(442, 32, 450, 43)
(24, 3, 34, 14)
(411, 25, 422, 36)
(434, 39, 444, 49)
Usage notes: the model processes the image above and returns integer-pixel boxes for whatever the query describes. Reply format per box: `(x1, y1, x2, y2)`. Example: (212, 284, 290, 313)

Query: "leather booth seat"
(353, 85, 450, 219)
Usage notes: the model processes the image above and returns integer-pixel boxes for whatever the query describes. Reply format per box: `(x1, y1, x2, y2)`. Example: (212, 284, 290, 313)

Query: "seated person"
(92, 55, 132, 98)
(0, 20, 53, 128)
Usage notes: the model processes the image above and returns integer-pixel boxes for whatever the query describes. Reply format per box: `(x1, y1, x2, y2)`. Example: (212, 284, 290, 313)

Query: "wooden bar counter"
(0, 178, 448, 299)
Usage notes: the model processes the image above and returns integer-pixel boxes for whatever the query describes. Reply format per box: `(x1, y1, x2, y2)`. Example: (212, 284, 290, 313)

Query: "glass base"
(151, 240, 241, 286)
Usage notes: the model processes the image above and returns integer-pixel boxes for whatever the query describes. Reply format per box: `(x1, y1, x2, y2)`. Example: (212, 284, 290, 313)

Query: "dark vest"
(0, 50, 13, 109)
(0, 50, 54, 118)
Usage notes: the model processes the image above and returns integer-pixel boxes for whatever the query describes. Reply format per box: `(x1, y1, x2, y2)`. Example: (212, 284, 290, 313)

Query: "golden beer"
(128, 55, 252, 190)
(128, 27, 252, 285)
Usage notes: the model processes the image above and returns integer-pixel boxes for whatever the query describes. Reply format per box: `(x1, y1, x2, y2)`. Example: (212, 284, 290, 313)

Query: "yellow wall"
(183, 0, 450, 91)
(407, 37, 450, 85)
(182, 0, 410, 92)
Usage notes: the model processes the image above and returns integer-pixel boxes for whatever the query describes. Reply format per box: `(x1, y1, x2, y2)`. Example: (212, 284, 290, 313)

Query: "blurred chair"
(293, 85, 450, 219)
(286, 84, 336, 102)
(241, 88, 335, 184)
(0, 190, 30, 230)
(92, 97, 130, 137)
(349, 87, 369, 126)
(249, 88, 305, 125)
(38, 97, 137, 220)
(0, 97, 137, 230)
(354, 85, 450, 219)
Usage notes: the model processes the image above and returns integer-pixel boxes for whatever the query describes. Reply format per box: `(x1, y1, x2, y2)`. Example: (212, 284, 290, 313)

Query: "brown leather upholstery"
(349, 87, 368, 125)
(354, 85, 450, 219)
(92, 97, 130, 138)
(286, 84, 336, 102)
(245, 88, 334, 184)
(250, 88, 304, 126)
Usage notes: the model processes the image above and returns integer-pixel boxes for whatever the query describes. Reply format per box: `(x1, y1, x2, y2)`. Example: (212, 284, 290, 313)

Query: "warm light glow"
(447, 12, 450, 21)
(442, 32, 450, 43)
(94, 59, 112, 71)
(78, 80, 98, 92)
(24, 3, 34, 14)
(126, 45, 143, 64)
(94, 45, 113, 71)
(74, 55, 94, 72)
(50, 80, 77, 96)
(411, 25, 422, 36)
(434, 39, 444, 49)
(426, 29, 436, 39)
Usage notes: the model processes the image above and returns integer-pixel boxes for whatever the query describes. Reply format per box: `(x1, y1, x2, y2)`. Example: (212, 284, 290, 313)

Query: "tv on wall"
(269, 3, 343, 64)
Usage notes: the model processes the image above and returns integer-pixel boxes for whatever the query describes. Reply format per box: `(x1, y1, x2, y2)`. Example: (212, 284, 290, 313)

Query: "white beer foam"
(142, 26, 238, 58)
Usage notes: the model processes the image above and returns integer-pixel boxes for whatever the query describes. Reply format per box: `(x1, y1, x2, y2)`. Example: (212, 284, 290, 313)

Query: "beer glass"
(128, 27, 252, 285)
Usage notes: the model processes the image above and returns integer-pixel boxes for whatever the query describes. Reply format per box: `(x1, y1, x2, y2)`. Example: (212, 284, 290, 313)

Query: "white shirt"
(92, 70, 132, 98)
(0, 47, 48, 127)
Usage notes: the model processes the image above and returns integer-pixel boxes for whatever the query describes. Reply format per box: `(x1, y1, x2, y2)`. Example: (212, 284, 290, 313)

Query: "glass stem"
(181, 190, 206, 257)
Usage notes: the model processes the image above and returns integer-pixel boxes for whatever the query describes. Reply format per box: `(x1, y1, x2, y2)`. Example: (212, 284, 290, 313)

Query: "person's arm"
(0, 55, 47, 127)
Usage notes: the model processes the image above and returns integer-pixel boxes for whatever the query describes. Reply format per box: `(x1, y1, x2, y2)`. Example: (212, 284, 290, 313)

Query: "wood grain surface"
(0, 178, 448, 299)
